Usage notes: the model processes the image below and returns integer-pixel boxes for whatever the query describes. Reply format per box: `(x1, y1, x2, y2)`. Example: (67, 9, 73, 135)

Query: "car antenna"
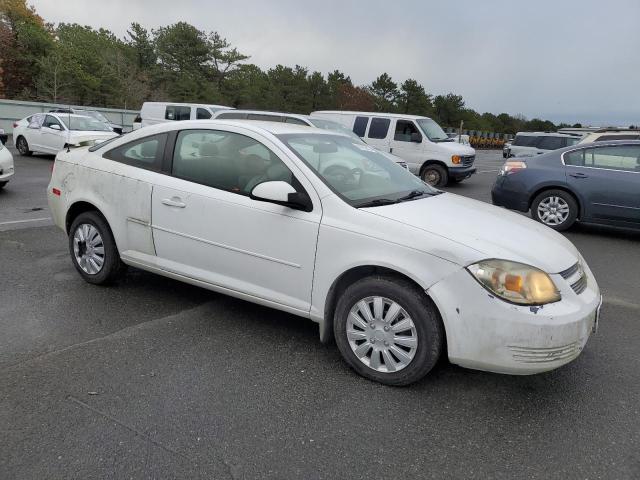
(66, 105, 71, 152)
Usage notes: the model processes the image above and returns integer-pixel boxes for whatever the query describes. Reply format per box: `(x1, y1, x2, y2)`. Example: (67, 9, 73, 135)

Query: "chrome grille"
(508, 341, 582, 364)
(461, 155, 475, 167)
(560, 262, 587, 295)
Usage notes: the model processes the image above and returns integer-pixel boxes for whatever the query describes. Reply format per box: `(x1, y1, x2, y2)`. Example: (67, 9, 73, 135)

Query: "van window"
(536, 136, 565, 150)
(512, 135, 537, 147)
(368, 118, 391, 139)
(353, 116, 369, 137)
(165, 105, 191, 121)
(196, 108, 212, 120)
(394, 120, 421, 142)
(216, 112, 247, 120)
(104, 134, 167, 170)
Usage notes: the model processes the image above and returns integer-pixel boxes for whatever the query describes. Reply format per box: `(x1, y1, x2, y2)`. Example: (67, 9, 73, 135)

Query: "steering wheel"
(323, 165, 362, 186)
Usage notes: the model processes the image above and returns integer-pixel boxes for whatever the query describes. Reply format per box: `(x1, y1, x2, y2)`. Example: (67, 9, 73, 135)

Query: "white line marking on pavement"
(0, 217, 51, 226)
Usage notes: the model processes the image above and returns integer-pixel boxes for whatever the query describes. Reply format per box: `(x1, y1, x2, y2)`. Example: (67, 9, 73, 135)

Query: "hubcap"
(424, 169, 440, 186)
(346, 296, 418, 373)
(73, 223, 105, 275)
(18, 138, 27, 154)
(537, 196, 570, 226)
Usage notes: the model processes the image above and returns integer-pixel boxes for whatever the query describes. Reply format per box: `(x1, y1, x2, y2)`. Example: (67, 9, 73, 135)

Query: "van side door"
(364, 117, 392, 151)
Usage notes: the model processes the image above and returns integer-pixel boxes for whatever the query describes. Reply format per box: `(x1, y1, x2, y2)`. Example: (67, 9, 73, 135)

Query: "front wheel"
(531, 190, 578, 231)
(421, 164, 448, 187)
(16, 136, 32, 156)
(333, 276, 444, 386)
(68, 211, 125, 285)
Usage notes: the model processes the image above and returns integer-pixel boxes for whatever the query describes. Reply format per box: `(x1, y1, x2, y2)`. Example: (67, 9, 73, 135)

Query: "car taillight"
(13, 122, 18, 128)
(500, 160, 527, 176)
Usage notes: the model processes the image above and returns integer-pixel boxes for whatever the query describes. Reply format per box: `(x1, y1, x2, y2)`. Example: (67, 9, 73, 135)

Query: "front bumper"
(428, 262, 601, 375)
(491, 177, 530, 212)
(448, 166, 476, 181)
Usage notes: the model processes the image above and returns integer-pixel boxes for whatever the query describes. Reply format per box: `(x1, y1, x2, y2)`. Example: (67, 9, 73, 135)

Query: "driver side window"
(394, 120, 421, 142)
(43, 115, 63, 130)
(171, 129, 296, 196)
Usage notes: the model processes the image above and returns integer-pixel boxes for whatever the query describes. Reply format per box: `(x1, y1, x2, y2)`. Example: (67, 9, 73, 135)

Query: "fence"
(0, 99, 139, 135)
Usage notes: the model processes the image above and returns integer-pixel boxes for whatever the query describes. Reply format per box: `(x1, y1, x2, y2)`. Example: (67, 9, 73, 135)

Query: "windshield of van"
(278, 133, 438, 207)
(416, 118, 451, 142)
(308, 118, 363, 142)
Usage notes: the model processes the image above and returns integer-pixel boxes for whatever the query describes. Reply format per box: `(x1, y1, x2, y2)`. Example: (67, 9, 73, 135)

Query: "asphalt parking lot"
(1, 144, 639, 479)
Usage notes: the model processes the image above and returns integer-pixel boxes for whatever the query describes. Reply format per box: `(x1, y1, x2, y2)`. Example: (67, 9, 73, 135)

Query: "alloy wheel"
(17, 137, 28, 155)
(346, 296, 418, 373)
(537, 196, 570, 226)
(72, 223, 105, 275)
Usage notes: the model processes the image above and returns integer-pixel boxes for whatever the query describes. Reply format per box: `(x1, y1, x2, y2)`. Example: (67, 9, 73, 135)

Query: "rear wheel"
(68, 211, 125, 285)
(531, 189, 578, 231)
(16, 136, 32, 156)
(421, 164, 448, 187)
(333, 275, 444, 386)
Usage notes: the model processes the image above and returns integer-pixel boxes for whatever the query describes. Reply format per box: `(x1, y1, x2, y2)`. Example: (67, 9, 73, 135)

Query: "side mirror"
(250, 181, 312, 212)
(50, 124, 61, 131)
(410, 132, 422, 143)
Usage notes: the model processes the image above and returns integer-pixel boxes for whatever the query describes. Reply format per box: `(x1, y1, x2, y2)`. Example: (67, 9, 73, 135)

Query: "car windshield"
(416, 118, 451, 142)
(308, 118, 363, 142)
(60, 116, 112, 132)
(82, 110, 109, 123)
(278, 133, 438, 207)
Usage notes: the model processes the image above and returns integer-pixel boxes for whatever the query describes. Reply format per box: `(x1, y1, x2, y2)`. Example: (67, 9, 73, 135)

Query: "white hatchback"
(47, 121, 601, 385)
(0, 141, 14, 189)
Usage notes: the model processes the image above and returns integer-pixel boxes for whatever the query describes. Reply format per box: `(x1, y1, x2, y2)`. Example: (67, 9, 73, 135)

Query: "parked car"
(48, 120, 601, 385)
(13, 113, 118, 156)
(502, 139, 513, 158)
(509, 132, 579, 158)
(492, 140, 640, 231)
(577, 128, 640, 144)
(311, 111, 476, 187)
(49, 108, 124, 134)
(132, 114, 142, 131)
(140, 102, 233, 128)
(0, 140, 14, 189)
(0, 128, 7, 145)
(447, 132, 471, 146)
(213, 109, 408, 168)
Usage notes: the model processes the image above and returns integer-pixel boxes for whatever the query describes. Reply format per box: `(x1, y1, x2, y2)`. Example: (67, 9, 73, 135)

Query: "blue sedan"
(492, 140, 640, 231)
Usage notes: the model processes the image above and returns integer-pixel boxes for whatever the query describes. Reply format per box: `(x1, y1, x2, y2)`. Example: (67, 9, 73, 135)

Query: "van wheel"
(531, 190, 578, 231)
(333, 275, 444, 386)
(68, 211, 125, 285)
(421, 164, 448, 187)
(16, 136, 32, 156)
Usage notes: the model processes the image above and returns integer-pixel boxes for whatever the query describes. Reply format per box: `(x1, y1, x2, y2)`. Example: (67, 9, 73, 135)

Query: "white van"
(140, 102, 233, 128)
(311, 111, 476, 186)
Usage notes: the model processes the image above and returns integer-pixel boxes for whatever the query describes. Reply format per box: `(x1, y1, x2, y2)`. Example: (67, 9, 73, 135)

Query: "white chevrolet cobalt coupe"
(47, 121, 601, 385)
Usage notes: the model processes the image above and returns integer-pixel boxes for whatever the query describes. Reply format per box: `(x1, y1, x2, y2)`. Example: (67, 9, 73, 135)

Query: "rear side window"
(564, 149, 585, 166)
(165, 106, 191, 121)
(512, 135, 537, 147)
(196, 108, 212, 120)
(367, 118, 391, 139)
(353, 116, 369, 137)
(216, 112, 248, 120)
(595, 134, 640, 142)
(536, 136, 565, 150)
(28, 114, 44, 129)
(104, 134, 167, 170)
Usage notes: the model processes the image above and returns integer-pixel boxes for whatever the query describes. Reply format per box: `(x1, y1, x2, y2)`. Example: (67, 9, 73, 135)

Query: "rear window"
(512, 135, 537, 147)
(367, 118, 391, 139)
(353, 116, 369, 137)
(536, 136, 566, 150)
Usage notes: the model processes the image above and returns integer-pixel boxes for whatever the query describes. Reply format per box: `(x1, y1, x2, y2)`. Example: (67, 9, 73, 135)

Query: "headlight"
(467, 259, 560, 305)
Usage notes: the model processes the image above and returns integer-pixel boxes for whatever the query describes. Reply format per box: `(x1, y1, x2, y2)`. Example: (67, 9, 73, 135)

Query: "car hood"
(68, 131, 118, 144)
(429, 140, 475, 156)
(362, 193, 579, 273)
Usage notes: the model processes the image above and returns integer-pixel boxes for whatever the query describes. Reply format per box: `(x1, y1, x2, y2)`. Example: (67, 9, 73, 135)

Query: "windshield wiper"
(397, 190, 431, 202)
(355, 198, 399, 208)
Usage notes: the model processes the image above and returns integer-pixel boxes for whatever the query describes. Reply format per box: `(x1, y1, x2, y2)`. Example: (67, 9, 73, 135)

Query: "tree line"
(1, 0, 570, 134)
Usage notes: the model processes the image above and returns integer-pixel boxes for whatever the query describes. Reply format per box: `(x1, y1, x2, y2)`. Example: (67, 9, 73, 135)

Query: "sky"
(29, 0, 640, 126)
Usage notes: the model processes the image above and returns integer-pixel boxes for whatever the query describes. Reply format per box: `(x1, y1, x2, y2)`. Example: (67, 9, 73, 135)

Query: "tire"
(333, 275, 444, 386)
(531, 189, 578, 231)
(421, 164, 448, 187)
(16, 136, 32, 156)
(68, 211, 125, 285)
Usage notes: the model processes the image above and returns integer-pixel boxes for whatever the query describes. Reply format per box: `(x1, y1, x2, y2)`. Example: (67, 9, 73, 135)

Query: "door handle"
(390, 147, 393, 154)
(161, 197, 186, 208)
(569, 172, 588, 179)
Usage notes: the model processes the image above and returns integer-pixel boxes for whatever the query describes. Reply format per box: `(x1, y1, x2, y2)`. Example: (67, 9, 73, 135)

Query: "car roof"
(515, 131, 577, 138)
(216, 109, 310, 120)
(313, 110, 433, 121)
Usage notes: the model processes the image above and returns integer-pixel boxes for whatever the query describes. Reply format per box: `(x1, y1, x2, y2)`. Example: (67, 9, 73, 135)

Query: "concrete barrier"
(0, 99, 139, 134)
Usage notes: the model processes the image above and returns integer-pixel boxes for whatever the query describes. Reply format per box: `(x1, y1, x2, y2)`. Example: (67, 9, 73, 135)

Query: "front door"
(565, 144, 640, 225)
(388, 119, 425, 174)
(151, 127, 322, 313)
